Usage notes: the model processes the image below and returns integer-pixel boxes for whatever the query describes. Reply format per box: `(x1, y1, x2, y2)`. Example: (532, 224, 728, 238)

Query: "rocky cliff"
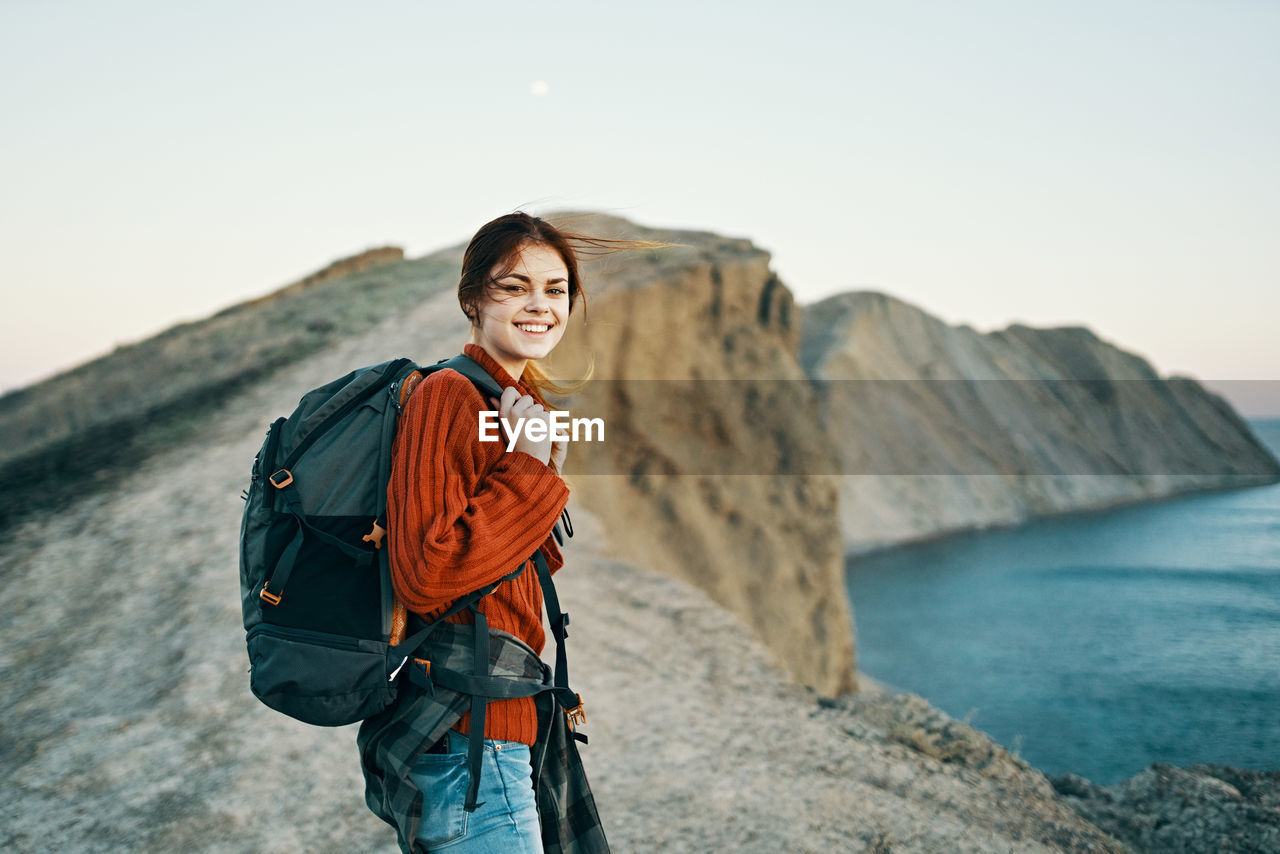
(539, 212, 855, 695)
(799, 290, 1280, 555)
(2, 213, 1275, 851)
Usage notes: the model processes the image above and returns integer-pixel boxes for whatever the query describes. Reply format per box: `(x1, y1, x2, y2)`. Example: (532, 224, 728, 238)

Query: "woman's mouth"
(515, 322, 553, 336)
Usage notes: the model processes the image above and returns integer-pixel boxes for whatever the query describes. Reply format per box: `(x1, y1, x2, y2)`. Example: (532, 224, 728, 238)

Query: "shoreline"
(842, 471, 1280, 565)
(842, 470, 1280, 797)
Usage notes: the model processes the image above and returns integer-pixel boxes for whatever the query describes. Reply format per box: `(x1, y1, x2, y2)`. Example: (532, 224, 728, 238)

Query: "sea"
(844, 418, 1280, 785)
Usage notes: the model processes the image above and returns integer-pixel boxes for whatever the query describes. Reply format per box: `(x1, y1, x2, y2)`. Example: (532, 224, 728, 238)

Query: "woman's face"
(470, 241, 570, 377)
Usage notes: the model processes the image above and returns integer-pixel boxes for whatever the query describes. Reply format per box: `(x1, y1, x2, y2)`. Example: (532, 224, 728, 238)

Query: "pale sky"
(3, 1, 1277, 413)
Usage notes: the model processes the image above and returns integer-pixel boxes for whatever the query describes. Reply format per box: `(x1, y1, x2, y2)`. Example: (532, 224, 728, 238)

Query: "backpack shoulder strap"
(425, 353, 505, 401)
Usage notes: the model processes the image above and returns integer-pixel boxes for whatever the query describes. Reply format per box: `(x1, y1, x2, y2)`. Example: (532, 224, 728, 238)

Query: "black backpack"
(238, 353, 570, 727)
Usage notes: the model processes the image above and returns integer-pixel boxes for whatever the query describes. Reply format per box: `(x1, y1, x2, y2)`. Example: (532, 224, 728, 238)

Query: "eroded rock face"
(800, 290, 1280, 554)
(541, 212, 856, 696)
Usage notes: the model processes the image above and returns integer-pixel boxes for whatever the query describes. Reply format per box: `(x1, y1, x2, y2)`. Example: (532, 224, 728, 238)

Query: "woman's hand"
(491, 387, 553, 466)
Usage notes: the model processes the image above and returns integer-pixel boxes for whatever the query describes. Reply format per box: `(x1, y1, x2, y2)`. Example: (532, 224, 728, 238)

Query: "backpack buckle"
(565, 695, 587, 730)
(269, 469, 294, 489)
(259, 583, 283, 606)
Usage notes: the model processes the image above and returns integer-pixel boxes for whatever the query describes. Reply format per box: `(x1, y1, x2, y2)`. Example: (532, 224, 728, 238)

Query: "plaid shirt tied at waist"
(357, 618, 609, 854)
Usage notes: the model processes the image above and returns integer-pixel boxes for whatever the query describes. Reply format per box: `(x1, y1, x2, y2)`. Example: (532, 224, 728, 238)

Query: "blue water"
(845, 418, 1280, 785)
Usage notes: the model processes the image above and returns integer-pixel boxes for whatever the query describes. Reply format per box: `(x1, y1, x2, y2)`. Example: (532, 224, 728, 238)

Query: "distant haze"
(2, 1, 1277, 414)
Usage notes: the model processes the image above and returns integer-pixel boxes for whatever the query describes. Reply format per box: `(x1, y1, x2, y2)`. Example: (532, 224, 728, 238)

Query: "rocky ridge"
(799, 290, 1280, 555)
(256, 245, 405, 304)
(1, 212, 1275, 851)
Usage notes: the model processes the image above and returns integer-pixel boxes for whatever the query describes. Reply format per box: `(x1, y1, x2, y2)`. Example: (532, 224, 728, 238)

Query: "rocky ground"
(1050, 764, 1280, 854)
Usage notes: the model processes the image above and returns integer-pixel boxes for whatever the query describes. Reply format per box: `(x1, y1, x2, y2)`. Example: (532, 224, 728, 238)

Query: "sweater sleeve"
(387, 369, 571, 615)
(540, 534, 565, 576)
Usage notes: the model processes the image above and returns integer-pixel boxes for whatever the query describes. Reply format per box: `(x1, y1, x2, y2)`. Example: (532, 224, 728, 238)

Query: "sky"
(2, 1, 1277, 413)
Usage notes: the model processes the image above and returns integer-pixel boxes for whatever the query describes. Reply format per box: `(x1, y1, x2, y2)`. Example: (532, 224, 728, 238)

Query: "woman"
(359, 211, 656, 854)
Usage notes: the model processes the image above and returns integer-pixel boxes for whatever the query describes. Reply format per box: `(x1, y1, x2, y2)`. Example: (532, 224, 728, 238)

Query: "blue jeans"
(408, 729, 543, 852)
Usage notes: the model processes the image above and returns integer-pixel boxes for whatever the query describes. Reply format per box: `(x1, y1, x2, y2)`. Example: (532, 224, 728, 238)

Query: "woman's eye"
(548, 287, 567, 296)
(503, 284, 525, 293)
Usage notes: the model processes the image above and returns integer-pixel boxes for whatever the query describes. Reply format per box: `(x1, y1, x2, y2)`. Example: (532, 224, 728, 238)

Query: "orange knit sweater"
(387, 343, 570, 745)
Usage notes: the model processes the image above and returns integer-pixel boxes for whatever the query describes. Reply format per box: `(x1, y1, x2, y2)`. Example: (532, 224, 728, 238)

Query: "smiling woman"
(468, 241, 572, 390)
(357, 211, 668, 854)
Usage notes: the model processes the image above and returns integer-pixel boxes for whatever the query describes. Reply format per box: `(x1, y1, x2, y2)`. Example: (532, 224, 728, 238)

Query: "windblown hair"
(458, 211, 672, 404)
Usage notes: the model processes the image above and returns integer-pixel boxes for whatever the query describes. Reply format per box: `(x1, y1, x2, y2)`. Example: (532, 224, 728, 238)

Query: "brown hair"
(458, 211, 672, 404)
